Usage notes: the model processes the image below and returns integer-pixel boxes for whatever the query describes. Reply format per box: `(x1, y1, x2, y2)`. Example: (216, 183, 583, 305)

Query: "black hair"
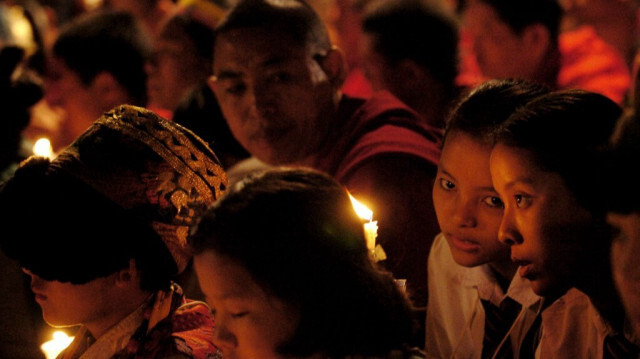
(213, 0, 331, 62)
(53, 10, 151, 106)
(189, 168, 415, 357)
(604, 111, 640, 214)
(493, 89, 622, 214)
(478, 0, 562, 42)
(362, 0, 459, 94)
(159, 13, 215, 64)
(0, 156, 176, 291)
(445, 79, 549, 145)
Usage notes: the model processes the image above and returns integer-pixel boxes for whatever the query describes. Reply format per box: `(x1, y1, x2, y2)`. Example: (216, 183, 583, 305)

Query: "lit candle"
(33, 137, 54, 159)
(41, 330, 74, 359)
(348, 193, 378, 252)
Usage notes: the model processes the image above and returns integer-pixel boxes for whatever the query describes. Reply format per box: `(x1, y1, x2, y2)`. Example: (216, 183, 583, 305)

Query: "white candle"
(348, 193, 378, 251)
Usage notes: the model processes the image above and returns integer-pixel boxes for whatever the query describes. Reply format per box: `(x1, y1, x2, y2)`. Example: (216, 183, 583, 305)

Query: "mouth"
(513, 258, 535, 279)
(447, 234, 481, 252)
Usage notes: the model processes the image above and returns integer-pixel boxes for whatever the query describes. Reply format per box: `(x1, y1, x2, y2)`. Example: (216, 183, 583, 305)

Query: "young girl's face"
(194, 251, 300, 359)
(606, 212, 640, 338)
(490, 144, 592, 298)
(432, 131, 509, 267)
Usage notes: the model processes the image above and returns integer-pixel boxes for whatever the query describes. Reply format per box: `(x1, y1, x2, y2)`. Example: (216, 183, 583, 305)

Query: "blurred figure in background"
(41, 10, 151, 152)
(0, 15, 47, 357)
(327, 0, 373, 98)
(360, 0, 459, 128)
(462, 0, 631, 105)
(146, 11, 216, 116)
(103, 0, 176, 35)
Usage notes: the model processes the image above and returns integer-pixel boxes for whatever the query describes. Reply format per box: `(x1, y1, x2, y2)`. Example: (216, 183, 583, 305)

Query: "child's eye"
(514, 194, 532, 209)
(482, 196, 504, 208)
(439, 178, 455, 191)
(231, 311, 249, 319)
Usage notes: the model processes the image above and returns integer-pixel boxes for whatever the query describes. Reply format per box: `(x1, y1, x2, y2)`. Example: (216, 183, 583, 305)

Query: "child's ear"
(115, 259, 139, 288)
(318, 46, 347, 89)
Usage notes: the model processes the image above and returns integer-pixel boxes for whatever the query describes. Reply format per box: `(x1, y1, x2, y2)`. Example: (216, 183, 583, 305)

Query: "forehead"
(214, 28, 310, 70)
(195, 251, 266, 300)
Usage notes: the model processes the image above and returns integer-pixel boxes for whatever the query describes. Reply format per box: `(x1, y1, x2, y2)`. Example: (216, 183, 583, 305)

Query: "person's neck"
(298, 93, 350, 167)
(489, 259, 518, 294)
(85, 290, 152, 339)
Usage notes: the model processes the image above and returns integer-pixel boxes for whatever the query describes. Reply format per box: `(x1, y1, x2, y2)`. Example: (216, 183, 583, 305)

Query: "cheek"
(431, 189, 449, 224)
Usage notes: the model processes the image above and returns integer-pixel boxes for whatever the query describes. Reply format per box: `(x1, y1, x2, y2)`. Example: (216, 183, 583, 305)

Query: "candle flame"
(348, 193, 373, 221)
(33, 138, 54, 159)
(41, 330, 74, 359)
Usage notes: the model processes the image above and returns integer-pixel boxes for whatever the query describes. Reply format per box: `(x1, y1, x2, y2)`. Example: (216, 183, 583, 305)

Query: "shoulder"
(165, 301, 218, 359)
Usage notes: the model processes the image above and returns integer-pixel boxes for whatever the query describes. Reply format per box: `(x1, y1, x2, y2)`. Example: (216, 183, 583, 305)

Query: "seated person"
(146, 12, 216, 116)
(360, 0, 459, 128)
(427, 79, 547, 358)
(0, 105, 227, 358)
(462, 0, 630, 105)
(490, 90, 637, 357)
(189, 167, 424, 358)
(605, 111, 640, 346)
(209, 0, 442, 307)
(41, 11, 151, 151)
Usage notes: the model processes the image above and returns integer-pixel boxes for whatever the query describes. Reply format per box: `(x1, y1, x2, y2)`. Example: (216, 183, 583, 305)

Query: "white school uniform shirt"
(426, 233, 541, 359)
(536, 288, 640, 359)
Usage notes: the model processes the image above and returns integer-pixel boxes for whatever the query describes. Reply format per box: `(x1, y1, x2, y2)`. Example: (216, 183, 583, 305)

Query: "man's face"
(44, 56, 102, 129)
(463, 0, 539, 80)
(211, 28, 338, 165)
(490, 144, 593, 298)
(147, 34, 207, 111)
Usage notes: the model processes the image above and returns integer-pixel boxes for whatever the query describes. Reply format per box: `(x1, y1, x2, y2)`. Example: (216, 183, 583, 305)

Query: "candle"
(348, 193, 378, 252)
(41, 330, 74, 359)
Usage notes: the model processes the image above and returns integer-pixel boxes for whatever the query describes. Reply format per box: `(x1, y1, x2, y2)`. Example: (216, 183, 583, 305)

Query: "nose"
(212, 319, 237, 351)
(22, 268, 44, 287)
(452, 197, 477, 228)
(498, 208, 522, 246)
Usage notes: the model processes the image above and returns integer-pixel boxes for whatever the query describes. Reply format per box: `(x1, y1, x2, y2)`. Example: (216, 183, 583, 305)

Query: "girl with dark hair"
(427, 79, 548, 359)
(189, 168, 423, 359)
(490, 89, 638, 357)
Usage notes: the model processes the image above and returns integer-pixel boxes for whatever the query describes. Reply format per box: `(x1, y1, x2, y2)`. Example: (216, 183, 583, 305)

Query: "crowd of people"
(1, 0, 640, 358)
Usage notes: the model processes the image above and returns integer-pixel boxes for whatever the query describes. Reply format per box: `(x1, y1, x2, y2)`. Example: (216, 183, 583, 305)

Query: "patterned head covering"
(0, 105, 227, 283)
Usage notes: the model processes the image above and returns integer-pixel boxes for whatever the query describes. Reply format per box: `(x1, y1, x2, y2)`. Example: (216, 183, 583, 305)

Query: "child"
(189, 168, 424, 359)
(427, 79, 547, 359)
(490, 90, 637, 357)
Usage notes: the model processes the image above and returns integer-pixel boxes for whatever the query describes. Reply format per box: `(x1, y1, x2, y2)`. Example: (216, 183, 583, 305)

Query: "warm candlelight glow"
(33, 138, 54, 159)
(41, 330, 74, 359)
(348, 193, 373, 222)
